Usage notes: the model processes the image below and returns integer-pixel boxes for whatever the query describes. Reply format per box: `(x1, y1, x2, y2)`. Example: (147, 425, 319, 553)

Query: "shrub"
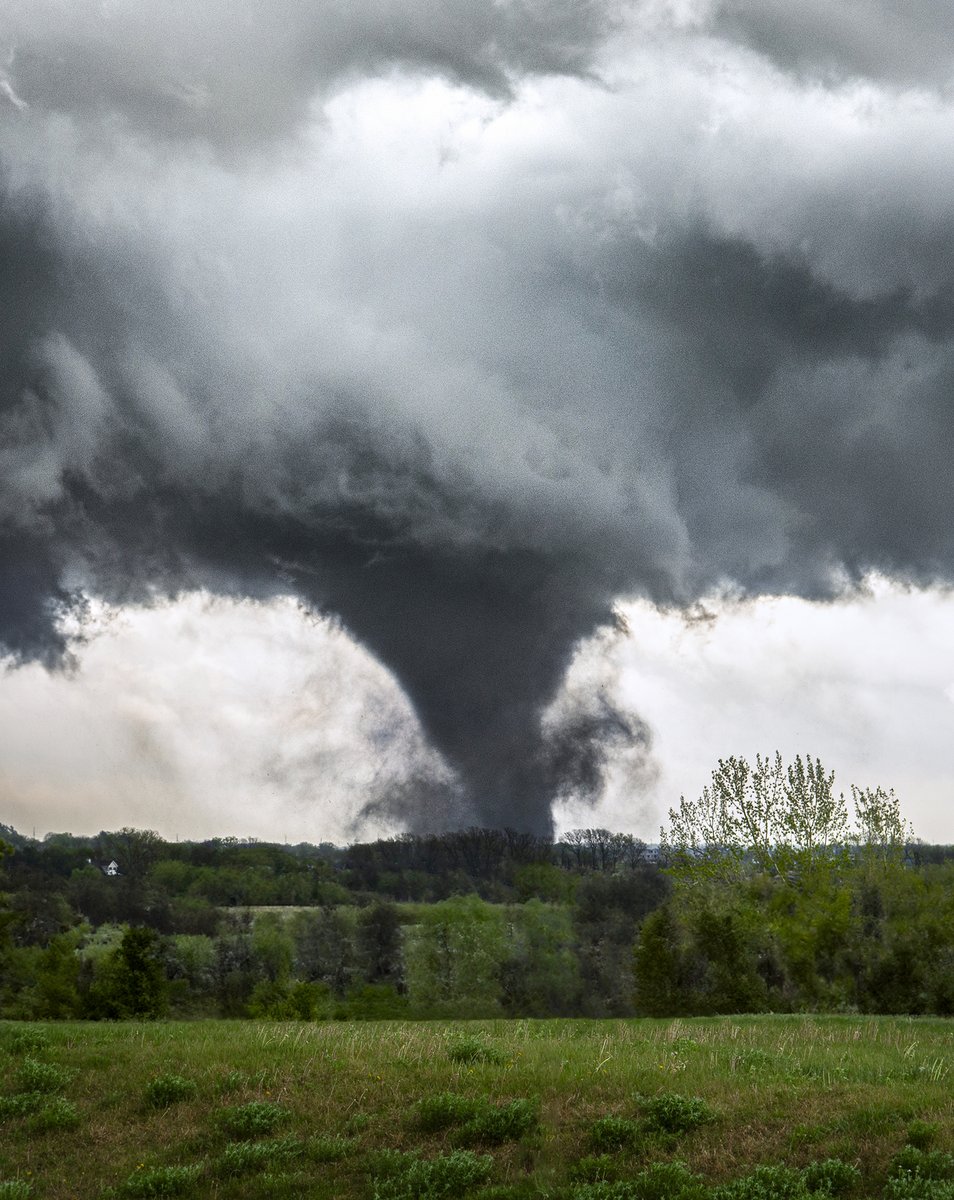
(121, 1164, 203, 1197)
(218, 1101, 289, 1139)
(712, 1164, 811, 1200)
(0, 1183, 32, 1200)
(145, 1075, 199, 1109)
(571, 1160, 708, 1200)
(455, 1098, 539, 1147)
(588, 1116, 640, 1153)
(801, 1159, 860, 1196)
(307, 1135, 358, 1163)
(29, 1097, 80, 1132)
(908, 1124, 942, 1151)
(416, 1093, 484, 1132)
(570, 1155, 620, 1184)
(14, 1058, 71, 1095)
(371, 1150, 494, 1200)
(448, 1036, 504, 1066)
(8, 1030, 49, 1055)
(889, 1149, 954, 1182)
(638, 1093, 716, 1135)
(215, 1136, 303, 1177)
(0, 1094, 45, 1121)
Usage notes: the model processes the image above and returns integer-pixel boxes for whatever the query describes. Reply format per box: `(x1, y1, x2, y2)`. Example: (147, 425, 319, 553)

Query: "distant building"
(103, 860, 120, 877)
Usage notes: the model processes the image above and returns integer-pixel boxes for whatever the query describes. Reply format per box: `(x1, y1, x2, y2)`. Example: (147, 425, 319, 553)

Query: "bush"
(29, 1097, 80, 1132)
(215, 1136, 303, 1177)
(448, 1036, 504, 1065)
(416, 1093, 484, 1132)
(455, 1098, 539, 1147)
(307, 1135, 358, 1163)
(571, 1161, 708, 1200)
(371, 1150, 494, 1200)
(712, 1165, 811, 1200)
(0, 1183, 32, 1200)
(0, 1094, 45, 1121)
(801, 1159, 860, 1196)
(886, 1148, 954, 1200)
(8, 1030, 49, 1055)
(588, 1116, 640, 1153)
(218, 1101, 289, 1139)
(14, 1058, 71, 1095)
(908, 1124, 942, 1151)
(570, 1155, 620, 1184)
(638, 1093, 716, 1135)
(121, 1164, 203, 1197)
(145, 1075, 199, 1109)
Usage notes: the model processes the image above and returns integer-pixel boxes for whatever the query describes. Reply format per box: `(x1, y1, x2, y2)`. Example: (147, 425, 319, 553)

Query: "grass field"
(0, 1015, 952, 1199)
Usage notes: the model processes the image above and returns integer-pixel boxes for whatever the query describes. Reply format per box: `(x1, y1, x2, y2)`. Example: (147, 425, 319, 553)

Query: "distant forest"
(1, 817, 953, 1021)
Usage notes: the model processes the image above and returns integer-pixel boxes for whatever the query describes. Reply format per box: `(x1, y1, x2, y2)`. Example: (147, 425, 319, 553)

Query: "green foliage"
(885, 1150, 954, 1200)
(306, 1135, 357, 1163)
(908, 1123, 941, 1151)
(570, 1155, 621, 1184)
(800, 1159, 860, 1196)
(29, 1096, 80, 1131)
(571, 1160, 709, 1200)
(587, 1116, 641, 1153)
(7, 1029, 49, 1055)
(218, 1101, 289, 1139)
(661, 753, 853, 883)
(0, 1093, 44, 1120)
(414, 1093, 538, 1146)
(121, 1164, 203, 1197)
(403, 896, 507, 1016)
(0, 1183, 32, 1200)
(712, 1165, 811, 1200)
(448, 1035, 504, 1065)
(416, 1093, 483, 1132)
(638, 1093, 716, 1134)
(370, 1149, 494, 1200)
(14, 1057, 72, 1094)
(215, 1136, 303, 1176)
(86, 926, 169, 1019)
(454, 1098, 539, 1147)
(144, 1075, 198, 1109)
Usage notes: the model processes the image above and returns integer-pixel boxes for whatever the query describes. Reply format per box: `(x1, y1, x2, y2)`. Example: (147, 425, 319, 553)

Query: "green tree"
(85, 925, 169, 1018)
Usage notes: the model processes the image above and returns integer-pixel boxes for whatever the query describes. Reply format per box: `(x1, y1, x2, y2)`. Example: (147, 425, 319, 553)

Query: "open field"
(0, 1015, 952, 1199)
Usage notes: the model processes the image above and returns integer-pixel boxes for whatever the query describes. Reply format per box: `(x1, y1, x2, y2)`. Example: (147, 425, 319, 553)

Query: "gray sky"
(2, 1, 953, 842)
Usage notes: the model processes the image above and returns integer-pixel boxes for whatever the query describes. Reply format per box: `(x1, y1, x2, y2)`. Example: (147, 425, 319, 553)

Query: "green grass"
(0, 1015, 951, 1198)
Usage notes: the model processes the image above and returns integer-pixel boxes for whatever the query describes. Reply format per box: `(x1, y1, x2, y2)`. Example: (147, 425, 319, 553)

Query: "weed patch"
(145, 1075, 199, 1109)
(218, 1101, 289, 1139)
(370, 1149, 494, 1199)
(7, 1030, 49, 1055)
(588, 1116, 641, 1153)
(416, 1093, 483, 1132)
(29, 1096, 80, 1132)
(214, 1136, 303, 1177)
(455, 1098, 539, 1147)
(13, 1058, 72, 1095)
(0, 1094, 44, 1121)
(908, 1124, 941, 1151)
(448, 1035, 504, 1066)
(637, 1093, 716, 1135)
(306, 1134, 358, 1162)
(571, 1160, 709, 1200)
(121, 1164, 203, 1197)
(0, 1184, 32, 1200)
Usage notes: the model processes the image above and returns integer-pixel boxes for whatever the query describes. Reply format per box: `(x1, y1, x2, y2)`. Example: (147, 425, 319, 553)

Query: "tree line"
(1, 755, 952, 1020)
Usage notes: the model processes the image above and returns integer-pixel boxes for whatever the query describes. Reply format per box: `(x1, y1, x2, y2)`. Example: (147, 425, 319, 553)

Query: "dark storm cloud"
(709, 0, 954, 89)
(5, 4, 954, 833)
(2, 0, 612, 147)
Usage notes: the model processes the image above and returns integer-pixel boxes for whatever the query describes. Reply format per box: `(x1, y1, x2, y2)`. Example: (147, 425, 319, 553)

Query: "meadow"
(0, 1015, 952, 1200)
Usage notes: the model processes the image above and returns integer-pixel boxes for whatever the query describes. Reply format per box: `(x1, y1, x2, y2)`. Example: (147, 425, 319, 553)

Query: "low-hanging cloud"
(3, 3, 954, 834)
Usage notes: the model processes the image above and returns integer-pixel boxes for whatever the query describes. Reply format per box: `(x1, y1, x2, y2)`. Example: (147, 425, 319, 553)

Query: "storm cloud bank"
(3, 0, 954, 833)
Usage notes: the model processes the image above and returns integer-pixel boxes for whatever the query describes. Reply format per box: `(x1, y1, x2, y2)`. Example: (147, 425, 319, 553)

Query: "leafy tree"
(85, 925, 169, 1018)
(662, 753, 854, 884)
